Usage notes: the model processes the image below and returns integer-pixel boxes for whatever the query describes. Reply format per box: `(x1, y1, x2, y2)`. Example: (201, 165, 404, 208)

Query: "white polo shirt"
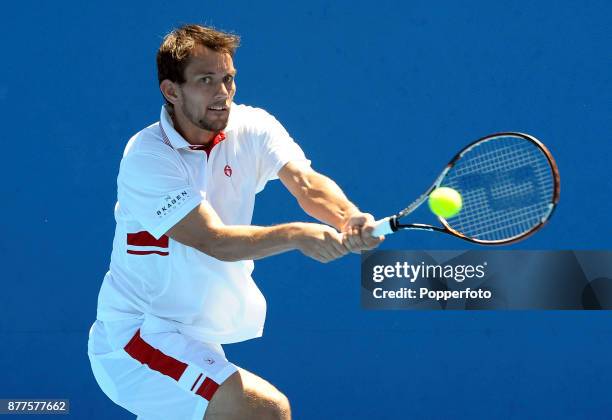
(96, 104, 309, 344)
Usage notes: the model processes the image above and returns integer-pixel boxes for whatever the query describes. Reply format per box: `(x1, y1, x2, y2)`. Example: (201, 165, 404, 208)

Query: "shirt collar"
(159, 105, 191, 149)
(159, 104, 228, 151)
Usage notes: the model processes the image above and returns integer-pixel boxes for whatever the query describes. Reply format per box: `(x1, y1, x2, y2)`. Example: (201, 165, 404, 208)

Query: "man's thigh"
(205, 367, 291, 420)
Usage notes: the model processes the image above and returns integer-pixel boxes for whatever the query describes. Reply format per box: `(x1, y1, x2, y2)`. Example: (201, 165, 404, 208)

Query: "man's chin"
(197, 118, 229, 132)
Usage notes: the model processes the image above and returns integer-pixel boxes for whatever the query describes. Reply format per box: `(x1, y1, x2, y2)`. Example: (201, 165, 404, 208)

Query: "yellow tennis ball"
(428, 187, 462, 218)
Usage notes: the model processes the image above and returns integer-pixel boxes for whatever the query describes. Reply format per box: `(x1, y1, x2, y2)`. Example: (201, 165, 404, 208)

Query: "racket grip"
(371, 217, 394, 237)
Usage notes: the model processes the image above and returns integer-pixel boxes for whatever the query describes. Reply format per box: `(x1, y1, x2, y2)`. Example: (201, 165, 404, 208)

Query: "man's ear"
(160, 80, 180, 105)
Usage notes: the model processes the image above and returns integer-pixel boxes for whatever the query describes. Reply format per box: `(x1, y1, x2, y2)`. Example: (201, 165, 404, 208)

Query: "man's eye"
(201, 77, 212, 84)
(224, 75, 234, 83)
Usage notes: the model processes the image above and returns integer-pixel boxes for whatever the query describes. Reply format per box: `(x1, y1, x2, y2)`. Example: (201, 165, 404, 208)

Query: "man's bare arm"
(278, 161, 359, 230)
(279, 161, 383, 251)
(166, 199, 348, 263)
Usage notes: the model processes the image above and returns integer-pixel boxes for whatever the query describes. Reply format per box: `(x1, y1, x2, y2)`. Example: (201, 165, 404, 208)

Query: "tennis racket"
(371, 132, 560, 245)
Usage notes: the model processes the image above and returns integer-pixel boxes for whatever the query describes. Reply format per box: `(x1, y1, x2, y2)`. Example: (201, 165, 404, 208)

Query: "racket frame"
(381, 132, 560, 245)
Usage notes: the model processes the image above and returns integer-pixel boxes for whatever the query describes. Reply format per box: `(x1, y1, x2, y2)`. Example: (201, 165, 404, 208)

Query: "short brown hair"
(156, 24, 240, 85)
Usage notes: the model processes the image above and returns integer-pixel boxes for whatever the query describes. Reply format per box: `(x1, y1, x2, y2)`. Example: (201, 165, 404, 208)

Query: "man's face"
(176, 45, 237, 132)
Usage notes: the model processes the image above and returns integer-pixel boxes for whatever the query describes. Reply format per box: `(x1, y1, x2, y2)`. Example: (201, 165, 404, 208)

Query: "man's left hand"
(341, 212, 384, 253)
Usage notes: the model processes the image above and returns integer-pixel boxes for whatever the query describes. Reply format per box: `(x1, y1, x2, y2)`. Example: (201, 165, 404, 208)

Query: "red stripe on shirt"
(127, 231, 169, 248)
(126, 250, 169, 256)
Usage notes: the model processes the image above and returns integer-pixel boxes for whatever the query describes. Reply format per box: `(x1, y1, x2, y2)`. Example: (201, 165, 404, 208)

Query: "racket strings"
(456, 200, 548, 238)
(442, 136, 555, 241)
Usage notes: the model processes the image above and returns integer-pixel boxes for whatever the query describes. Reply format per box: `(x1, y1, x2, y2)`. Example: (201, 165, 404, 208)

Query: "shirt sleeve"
(255, 112, 310, 193)
(117, 152, 202, 239)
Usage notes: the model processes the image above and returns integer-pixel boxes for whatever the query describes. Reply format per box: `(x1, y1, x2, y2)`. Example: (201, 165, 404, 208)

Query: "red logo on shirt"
(224, 164, 232, 177)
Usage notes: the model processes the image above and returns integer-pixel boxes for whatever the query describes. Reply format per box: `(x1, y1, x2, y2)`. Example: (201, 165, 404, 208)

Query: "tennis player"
(88, 24, 382, 420)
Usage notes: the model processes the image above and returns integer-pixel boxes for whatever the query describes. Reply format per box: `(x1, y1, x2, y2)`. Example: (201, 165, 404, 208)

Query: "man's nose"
(214, 81, 229, 100)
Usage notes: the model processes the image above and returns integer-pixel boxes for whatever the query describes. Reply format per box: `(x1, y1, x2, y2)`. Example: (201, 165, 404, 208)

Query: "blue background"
(1, 0, 611, 418)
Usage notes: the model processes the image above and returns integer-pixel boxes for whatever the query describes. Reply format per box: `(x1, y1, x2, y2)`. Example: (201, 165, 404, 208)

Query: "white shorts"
(87, 318, 238, 420)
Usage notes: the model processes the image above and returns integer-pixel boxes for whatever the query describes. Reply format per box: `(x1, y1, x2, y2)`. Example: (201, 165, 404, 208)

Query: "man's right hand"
(293, 223, 349, 263)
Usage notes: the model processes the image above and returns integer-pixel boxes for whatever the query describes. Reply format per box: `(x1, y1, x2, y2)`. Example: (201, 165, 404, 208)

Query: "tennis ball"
(428, 187, 462, 218)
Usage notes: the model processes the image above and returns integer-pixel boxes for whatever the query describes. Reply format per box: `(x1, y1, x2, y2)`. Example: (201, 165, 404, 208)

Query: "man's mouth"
(207, 105, 229, 111)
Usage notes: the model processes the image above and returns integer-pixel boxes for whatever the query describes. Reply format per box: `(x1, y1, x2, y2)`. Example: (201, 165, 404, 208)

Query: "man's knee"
(250, 390, 291, 420)
(269, 391, 291, 419)
(205, 368, 291, 420)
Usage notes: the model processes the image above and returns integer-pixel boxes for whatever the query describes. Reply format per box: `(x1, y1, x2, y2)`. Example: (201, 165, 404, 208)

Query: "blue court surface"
(1, 1, 611, 418)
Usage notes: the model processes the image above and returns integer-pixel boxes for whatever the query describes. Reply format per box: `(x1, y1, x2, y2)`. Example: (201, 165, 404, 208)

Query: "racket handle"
(371, 217, 394, 237)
